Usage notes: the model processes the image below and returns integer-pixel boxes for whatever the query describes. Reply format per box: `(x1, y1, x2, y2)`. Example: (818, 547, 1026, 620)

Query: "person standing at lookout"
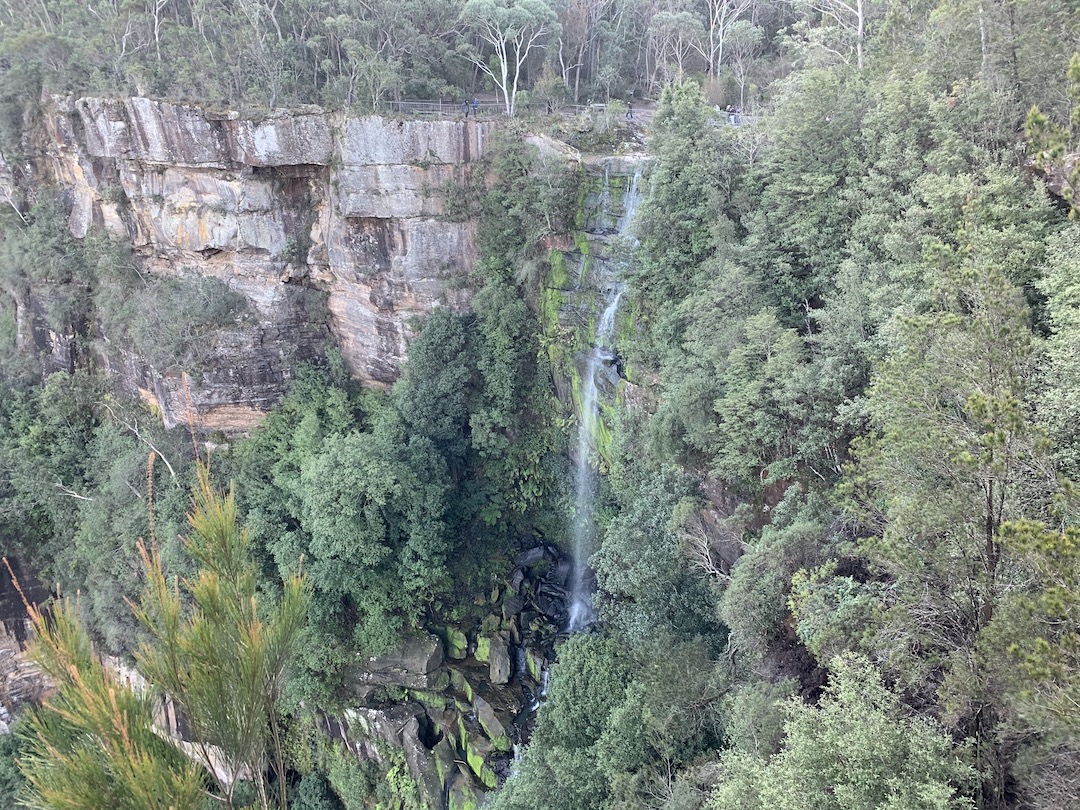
(472, 98, 479, 117)
(463, 99, 470, 118)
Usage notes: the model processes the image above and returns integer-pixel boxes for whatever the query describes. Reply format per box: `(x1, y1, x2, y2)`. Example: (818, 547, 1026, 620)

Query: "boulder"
(350, 685, 377, 703)
(525, 133, 581, 165)
(402, 716, 443, 808)
(448, 770, 486, 810)
(433, 736, 459, 787)
(509, 567, 526, 592)
(489, 634, 512, 686)
(525, 648, 545, 683)
(502, 593, 526, 618)
(341, 704, 423, 749)
(346, 633, 445, 691)
(538, 581, 568, 600)
(409, 688, 451, 711)
(515, 546, 546, 567)
(430, 669, 451, 692)
(460, 726, 497, 789)
(368, 632, 443, 672)
(472, 695, 511, 752)
(440, 626, 468, 660)
(534, 590, 566, 618)
(449, 668, 475, 702)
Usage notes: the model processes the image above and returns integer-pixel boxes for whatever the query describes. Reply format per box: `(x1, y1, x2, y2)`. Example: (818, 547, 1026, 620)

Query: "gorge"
(0, 95, 652, 810)
(3, 7, 1080, 805)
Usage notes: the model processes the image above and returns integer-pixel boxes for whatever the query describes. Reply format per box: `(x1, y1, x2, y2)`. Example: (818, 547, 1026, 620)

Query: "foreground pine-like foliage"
(16, 463, 307, 810)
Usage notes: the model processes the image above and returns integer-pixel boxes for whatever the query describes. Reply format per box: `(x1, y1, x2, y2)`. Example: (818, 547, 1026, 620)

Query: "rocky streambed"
(320, 541, 580, 809)
(0, 542, 578, 809)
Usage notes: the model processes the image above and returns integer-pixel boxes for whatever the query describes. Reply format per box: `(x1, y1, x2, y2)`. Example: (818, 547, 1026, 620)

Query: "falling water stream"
(566, 170, 642, 633)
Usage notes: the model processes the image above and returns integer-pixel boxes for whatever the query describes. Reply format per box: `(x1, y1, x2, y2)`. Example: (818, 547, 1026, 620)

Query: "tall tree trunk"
(978, 0, 989, 77)
(856, 0, 864, 70)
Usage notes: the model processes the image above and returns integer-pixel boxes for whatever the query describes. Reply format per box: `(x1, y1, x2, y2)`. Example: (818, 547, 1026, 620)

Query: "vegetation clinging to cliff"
(500, 37, 1080, 810)
(1, 0, 1079, 807)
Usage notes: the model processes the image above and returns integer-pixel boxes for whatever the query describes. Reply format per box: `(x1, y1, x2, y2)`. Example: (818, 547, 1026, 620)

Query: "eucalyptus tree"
(553, 0, 614, 102)
(790, 0, 878, 69)
(724, 20, 764, 106)
(461, 0, 559, 115)
(693, 0, 758, 77)
(320, 12, 404, 108)
(644, 9, 705, 90)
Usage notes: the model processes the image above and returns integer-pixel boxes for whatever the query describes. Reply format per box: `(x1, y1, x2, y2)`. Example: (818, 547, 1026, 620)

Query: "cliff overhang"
(8, 96, 496, 431)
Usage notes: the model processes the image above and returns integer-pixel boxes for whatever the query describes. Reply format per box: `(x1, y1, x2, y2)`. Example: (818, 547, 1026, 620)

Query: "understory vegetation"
(0, 0, 875, 116)
(1, 0, 1079, 808)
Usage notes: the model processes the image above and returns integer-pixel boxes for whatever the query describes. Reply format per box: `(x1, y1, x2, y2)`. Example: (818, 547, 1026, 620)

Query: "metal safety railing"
(382, 100, 504, 117)
(379, 99, 758, 128)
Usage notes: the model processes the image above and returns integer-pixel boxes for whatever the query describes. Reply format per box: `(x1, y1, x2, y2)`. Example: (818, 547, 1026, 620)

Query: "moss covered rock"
(473, 694, 512, 753)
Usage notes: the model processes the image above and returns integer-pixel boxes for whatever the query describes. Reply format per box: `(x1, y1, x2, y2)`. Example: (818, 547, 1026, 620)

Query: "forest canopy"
(1, 0, 1080, 809)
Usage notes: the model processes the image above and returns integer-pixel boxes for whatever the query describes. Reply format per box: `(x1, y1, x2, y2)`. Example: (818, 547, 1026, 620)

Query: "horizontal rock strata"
(32, 97, 494, 430)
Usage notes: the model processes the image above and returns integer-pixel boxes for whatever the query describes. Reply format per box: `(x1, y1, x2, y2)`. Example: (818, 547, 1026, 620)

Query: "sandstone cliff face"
(0, 561, 51, 729)
(37, 97, 492, 430)
(1038, 151, 1079, 214)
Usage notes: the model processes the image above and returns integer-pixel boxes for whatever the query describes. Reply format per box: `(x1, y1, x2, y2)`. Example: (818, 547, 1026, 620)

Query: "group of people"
(723, 104, 743, 125)
(463, 97, 479, 118)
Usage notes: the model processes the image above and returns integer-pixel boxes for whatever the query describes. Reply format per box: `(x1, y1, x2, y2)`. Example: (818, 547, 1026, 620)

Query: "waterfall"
(566, 170, 642, 633)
